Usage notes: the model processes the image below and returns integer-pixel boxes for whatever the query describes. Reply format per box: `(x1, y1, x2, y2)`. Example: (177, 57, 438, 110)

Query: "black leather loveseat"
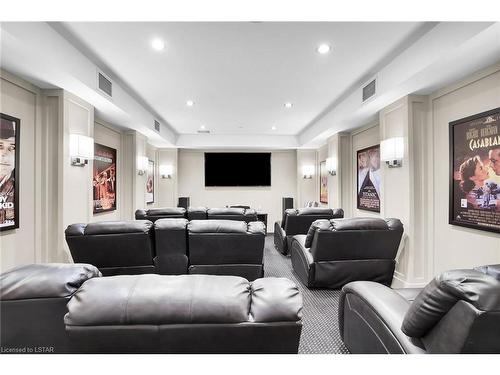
(339, 264, 500, 353)
(66, 219, 266, 280)
(290, 217, 403, 289)
(65, 220, 156, 276)
(274, 208, 344, 255)
(1, 263, 303, 354)
(155, 219, 266, 280)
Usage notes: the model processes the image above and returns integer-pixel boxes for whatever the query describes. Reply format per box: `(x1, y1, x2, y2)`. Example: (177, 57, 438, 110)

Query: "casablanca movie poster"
(145, 159, 154, 204)
(93, 143, 117, 213)
(0, 113, 20, 231)
(319, 160, 328, 204)
(449, 107, 500, 233)
(357, 145, 381, 212)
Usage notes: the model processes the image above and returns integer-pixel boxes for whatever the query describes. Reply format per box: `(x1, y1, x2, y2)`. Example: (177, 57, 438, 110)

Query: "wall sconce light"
(69, 134, 94, 166)
(160, 164, 173, 179)
(326, 157, 337, 176)
(137, 156, 149, 175)
(302, 165, 314, 179)
(380, 137, 404, 168)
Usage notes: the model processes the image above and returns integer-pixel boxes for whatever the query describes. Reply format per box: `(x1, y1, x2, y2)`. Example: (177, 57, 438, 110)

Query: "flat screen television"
(204, 152, 271, 186)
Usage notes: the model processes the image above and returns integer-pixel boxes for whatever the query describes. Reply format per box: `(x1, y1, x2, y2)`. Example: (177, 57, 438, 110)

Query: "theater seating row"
(135, 206, 258, 222)
(339, 264, 500, 353)
(0, 263, 303, 354)
(65, 219, 266, 280)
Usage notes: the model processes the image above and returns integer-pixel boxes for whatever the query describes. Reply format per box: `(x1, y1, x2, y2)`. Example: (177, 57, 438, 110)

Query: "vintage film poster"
(145, 159, 154, 204)
(93, 143, 117, 213)
(319, 160, 328, 204)
(357, 145, 381, 212)
(449, 107, 500, 233)
(0, 113, 20, 231)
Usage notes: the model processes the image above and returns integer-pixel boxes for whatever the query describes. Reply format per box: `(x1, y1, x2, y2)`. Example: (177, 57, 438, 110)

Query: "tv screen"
(205, 152, 271, 186)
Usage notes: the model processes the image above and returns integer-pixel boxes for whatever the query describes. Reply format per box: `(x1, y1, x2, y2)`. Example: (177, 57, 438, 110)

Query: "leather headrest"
(147, 207, 186, 216)
(475, 264, 500, 281)
(154, 218, 189, 230)
(188, 220, 247, 233)
(66, 220, 153, 236)
(305, 219, 332, 247)
(401, 269, 500, 338)
(208, 207, 245, 215)
(331, 217, 389, 231)
(297, 207, 334, 216)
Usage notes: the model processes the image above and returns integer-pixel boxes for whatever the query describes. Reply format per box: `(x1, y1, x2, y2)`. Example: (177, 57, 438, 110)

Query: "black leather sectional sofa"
(135, 206, 258, 223)
(65, 219, 266, 280)
(339, 264, 500, 353)
(274, 207, 344, 255)
(290, 217, 404, 288)
(0, 263, 303, 354)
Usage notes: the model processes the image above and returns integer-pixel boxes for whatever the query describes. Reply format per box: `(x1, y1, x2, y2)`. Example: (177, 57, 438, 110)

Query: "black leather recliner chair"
(65, 220, 156, 276)
(274, 208, 344, 255)
(135, 207, 186, 222)
(339, 264, 500, 353)
(155, 219, 266, 281)
(0, 263, 101, 353)
(187, 207, 258, 222)
(290, 217, 403, 289)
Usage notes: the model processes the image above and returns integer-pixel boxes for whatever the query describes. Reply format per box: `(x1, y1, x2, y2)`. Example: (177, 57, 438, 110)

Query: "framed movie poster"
(319, 160, 328, 204)
(145, 159, 154, 204)
(0, 113, 20, 231)
(357, 145, 381, 212)
(93, 143, 117, 213)
(449, 107, 500, 233)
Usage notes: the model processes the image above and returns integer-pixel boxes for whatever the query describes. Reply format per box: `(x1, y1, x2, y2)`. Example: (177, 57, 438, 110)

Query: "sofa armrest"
(273, 222, 286, 254)
(339, 281, 425, 354)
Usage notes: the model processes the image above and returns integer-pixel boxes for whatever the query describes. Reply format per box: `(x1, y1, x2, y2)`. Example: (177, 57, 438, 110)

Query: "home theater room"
(1, 0, 500, 372)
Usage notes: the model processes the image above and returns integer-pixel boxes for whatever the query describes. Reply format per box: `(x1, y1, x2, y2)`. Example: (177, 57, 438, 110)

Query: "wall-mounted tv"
(205, 152, 271, 187)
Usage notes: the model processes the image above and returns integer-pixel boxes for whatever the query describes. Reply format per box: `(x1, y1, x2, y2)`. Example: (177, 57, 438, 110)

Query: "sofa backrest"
(282, 207, 344, 235)
(154, 218, 189, 274)
(187, 220, 265, 265)
(306, 217, 403, 262)
(65, 220, 155, 269)
(401, 268, 500, 353)
(135, 207, 186, 222)
(0, 263, 101, 353)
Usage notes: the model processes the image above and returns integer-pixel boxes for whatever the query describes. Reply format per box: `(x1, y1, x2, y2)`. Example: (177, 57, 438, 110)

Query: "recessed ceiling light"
(284, 102, 293, 109)
(271, 126, 277, 130)
(151, 38, 165, 51)
(186, 100, 195, 107)
(200, 125, 206, 130)
(316, 43, 331, 54)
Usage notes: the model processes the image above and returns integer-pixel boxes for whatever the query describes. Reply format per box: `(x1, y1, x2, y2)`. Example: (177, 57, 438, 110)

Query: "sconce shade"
(160, 164, 173, 178)
(137, 156, 149, 174)
(326, 157, 337, 175)
(380, 137, 404, 161)
(302, 165, 314, 179)
(69, 134, 94, 159)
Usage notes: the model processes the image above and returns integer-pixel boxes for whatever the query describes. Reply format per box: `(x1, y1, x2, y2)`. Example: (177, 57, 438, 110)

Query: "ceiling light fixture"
(151, 38, 165, 51)
(317, 43, 331, 54)
(271, 126, 277, 130)
(186, 100, 195, 107)
(200, 125, 206, 130)
(284, 102, 293, 109)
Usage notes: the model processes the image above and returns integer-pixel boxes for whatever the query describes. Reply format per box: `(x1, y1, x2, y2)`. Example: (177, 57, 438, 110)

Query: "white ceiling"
(59, 22, 427, 137)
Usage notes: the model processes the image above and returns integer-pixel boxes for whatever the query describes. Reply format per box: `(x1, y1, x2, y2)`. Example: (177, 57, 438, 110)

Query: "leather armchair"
(290, 217, 403, 288)
(65, 220, 156, 276)
(339, 265, 500, 353)
(274, 207, 344, 255)
(0, 263, 101, 353)
(187, 219, 266, 280)
(135, 207, 186, 222)
(187, 207, 258, 222)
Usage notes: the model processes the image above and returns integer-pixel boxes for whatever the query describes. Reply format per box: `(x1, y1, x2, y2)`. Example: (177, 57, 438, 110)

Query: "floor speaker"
(178, 197, 190, 209)
(282, 197, 293, 215)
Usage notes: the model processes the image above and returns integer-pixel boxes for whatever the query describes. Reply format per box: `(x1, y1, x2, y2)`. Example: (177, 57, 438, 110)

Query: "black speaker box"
(282, 197, 293, 215)
(178, 197, 190, 209)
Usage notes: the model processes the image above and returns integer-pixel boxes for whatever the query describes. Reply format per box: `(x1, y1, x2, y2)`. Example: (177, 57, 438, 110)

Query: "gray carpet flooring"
(263, 234, 349, 354)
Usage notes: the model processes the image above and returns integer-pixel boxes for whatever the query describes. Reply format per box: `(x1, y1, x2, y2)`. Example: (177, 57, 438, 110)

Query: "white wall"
(157, 148, 178, 208)
(296, 150, 318, 208)
(178, 150, 297, 231)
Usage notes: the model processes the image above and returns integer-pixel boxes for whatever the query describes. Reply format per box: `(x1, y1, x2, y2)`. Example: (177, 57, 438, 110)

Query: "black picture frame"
(448, 107, 500, 234)
(93, 143, 117, 214)
(0, 113, 20, 232)
(356, 144, 381, 213)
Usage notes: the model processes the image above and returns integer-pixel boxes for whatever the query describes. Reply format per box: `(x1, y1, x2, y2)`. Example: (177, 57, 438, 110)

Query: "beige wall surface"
(429, 65, 500, 275)
(178, 150, 297, 231)
(0, 74, 39, 271)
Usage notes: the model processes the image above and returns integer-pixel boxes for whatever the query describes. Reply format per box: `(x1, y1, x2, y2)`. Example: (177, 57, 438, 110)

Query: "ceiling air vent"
(97, 72, 112, 97)
(154, 120, 160, 132)
(362, 79, 376, 102)
(197, 129, 210, 134)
